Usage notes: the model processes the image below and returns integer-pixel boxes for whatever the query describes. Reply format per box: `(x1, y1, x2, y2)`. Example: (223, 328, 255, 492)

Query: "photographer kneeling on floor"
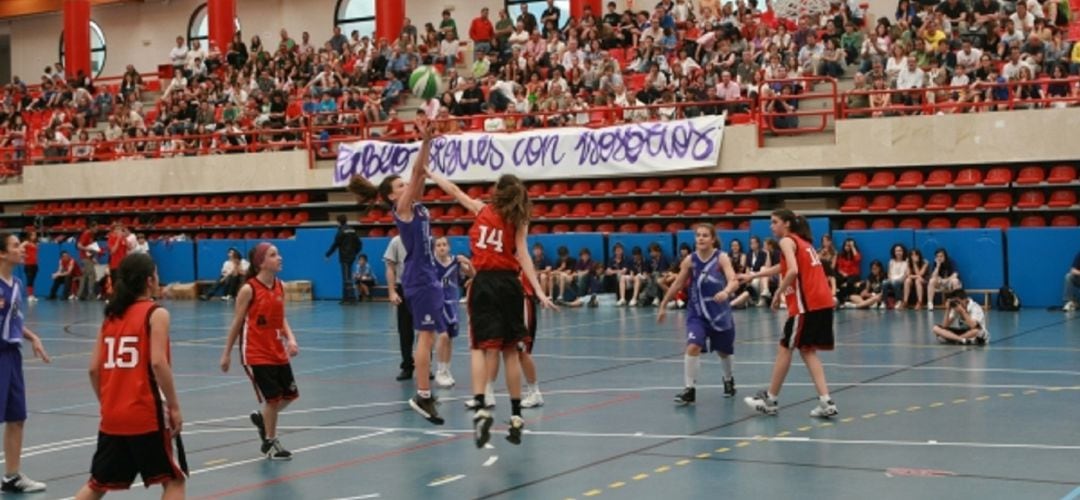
(932, 289, 989, 346)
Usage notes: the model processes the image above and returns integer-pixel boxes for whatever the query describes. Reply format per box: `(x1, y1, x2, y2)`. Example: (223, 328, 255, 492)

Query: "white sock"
(720, 355, 734, 379)
(418, 390, 431, 398)
(526, 383, 538, 394)
(485, 381, 494, 395)
(684, 354, 700, 388)
(819, 394, 832, 404)
(766, 391, 777, 401)
(437, 362, 448, 373)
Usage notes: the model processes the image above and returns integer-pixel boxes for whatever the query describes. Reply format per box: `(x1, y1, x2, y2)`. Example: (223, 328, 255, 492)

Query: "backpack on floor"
(997, 287, 1021, 311)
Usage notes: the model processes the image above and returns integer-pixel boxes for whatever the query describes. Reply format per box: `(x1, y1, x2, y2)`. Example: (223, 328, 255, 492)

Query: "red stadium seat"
(368, 228, 386, 237)
(259, 231, 274, 239)
(925, 193, 953, 210)
(86, 200, 102, 213)
(612, 201, 638, 217)
(898, 218, 924, 229)
(431, 226, 446, 237)
(552, 224, 571, 233)
(211, 232, 226, 240)
(924, 169, 952, 187)
(682, 177, 709, 194)
(895, 170, 925, 188)
(658, 200, 685, 216)
(708, 177, 735, 192)
(573, 224, 593, 233)
(590, 202, 615, 217)
(224, 195, 241, 208)
(176, 215, 193, 228)
(871, 219, 896, 229)
(596, 223, 616, 233)
(363, 208, 384, 223)
(1016, 191, 1045, 209)
(447, 226, 466, 236)
(843, 219, 868, 230)
(192, 214, 209, 227)
(954, 168, 982, 186)
(955, 193, 983, 210)
(243, 231, 259, 239)
(684, 199, 710, 216)
(226, 231, 243, 239)
(896, 194, 924, 211)
(275, 212, 292, 224)
(733, 199, 760, 215)
(224, 214, 242, 227)
(984, 192, 1012, 210)
(1048, 165, 1077, 184)
(588, 180, 615, 196)
(466, 185, 486, 199)
(657, 178, 685, 194)
(1048, 190, 1077, 208)
(618, 223, 640, 233)
(716, 221, 735, 230)
(635, 178, 662, 194)
(209, 195, 227, 208)
(277, 230, 294, 239)
(272, 193, 290, 206)
(192, 195, 208, 208)
(642, 222, 663, 233)
(100, 200, 116, 213)
(636, 201, 662, 216)
(529, 224, 549, 234)
(665, 222, 687, 232)
(428, 206, 446, 220)
(547, 182, 568, 197)
(257, 193, 275, 206)
(1051, 214, 1078, 226)
(955, 217, 980, 229)
(571, 202, 593, 216)
(732, 176, 762, 192)
(531, 204, 549, 218)
(209, 214, 226, 227)
(548, 203, 569, 217)
(737, 221, 751, 230)
(708, 199, 735, 215)
(985, 217, 1011, 229)
(611, 179, 637, 195)
(73, 201, 88, 214)
(867, 171, 896, 189)
(984, 167, 1012, 186)
(292, 192, 309, 204)
(241, 213, 258, 225)
(258, 213, 275, 223)
(565, 181, 591, 196)
(158, 215, 177, 228)
(839, 172, 868, 189)
(1015, 166, 1046, 185)
(840, 196, 868, 212)
(927, 217, 952, 229)
(175, 196, 193, 209)
(868, 195, 896, 212)
(446, 205, 467, 219)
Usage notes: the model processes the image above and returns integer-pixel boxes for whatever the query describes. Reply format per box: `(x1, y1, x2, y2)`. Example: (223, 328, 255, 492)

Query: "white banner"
(333, 115, 725, 186)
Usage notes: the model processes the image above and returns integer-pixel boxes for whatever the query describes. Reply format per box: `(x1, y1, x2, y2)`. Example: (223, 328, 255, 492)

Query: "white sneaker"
(1064, 302, 1076, 312)
(927, 303, 934, 311)
(522, 390, 544, 408)
(459, 297, 467, 304)
(675, 300, 686, 309)
(435, 370, 455, 388)
(616, 299, 626, 306)
(629, 299, 637, 307)
(810, 399, 838, 418)
(1, 473, 46, 493)
(26, 296, 37, 304)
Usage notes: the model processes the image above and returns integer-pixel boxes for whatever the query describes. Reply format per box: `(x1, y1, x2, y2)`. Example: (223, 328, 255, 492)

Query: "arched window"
(187, 3, 241, 49)
(58, 20, 107, 77)
(334, 0, 376, 39)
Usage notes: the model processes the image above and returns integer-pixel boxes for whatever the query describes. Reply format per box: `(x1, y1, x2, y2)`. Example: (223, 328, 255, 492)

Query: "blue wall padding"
(676, 230, 751, 257)
(832, 229, 915, 277)
(915, 229, 1005, 291)
(150, 241, 195, 283)
(609, 233, 675, 263)
(1006, 227, 1080, 308)
(526, 233, 606, 265)
(446, 236, 472, 258)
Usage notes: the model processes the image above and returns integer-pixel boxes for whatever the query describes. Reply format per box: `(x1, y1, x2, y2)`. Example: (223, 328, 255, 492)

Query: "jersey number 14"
(475, 225, 505, 253)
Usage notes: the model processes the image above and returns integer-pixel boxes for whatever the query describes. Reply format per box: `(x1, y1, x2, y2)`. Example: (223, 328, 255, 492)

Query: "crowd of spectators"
(0, 0, 1078, 169)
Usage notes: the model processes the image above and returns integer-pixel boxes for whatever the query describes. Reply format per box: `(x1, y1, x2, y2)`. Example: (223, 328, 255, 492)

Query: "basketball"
(408, 66, 442, 100)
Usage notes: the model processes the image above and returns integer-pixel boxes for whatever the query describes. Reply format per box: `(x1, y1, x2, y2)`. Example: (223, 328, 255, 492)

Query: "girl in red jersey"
(21, 231, 38, 303)
(426, 169, 555, 448)
(740, 210, 839, 418)
(76, 253, 186, 500)
(220, 243, 300, 460)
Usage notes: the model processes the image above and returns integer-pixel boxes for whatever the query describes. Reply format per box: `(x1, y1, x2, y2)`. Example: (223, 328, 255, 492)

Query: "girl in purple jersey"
(348, 122, 447, 425)
(657, 224, 740, 406)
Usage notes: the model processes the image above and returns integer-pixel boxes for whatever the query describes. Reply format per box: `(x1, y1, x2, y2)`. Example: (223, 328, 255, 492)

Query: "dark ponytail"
(348, 175, 400, 210)
(104, 253, 156, 319)
(771, 209, 813, 243)
(492, 174, 531, 230)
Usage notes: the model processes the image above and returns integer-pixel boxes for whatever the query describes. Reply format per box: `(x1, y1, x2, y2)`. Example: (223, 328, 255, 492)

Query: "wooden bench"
(967, 289, 996, 309)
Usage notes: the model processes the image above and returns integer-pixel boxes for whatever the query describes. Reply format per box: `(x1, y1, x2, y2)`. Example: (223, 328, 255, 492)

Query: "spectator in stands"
(896, 57, 926, 108)
(439, 9, 459, 41)
(927, 248, 962, 309)
(531, 243, 552, 298)
(552, 246, 575, 302)
(47, 250, 76, 300)
(75, 220, 99, 300)
(846, 72, 871, 117)
(820, 38, 846, 78)
(846, 260, 886, 309)
(621, 246, 646, 307)
(900, 248, 929, 310)
(326, 214, 362, 304)
(635, 243, 670, 306)
(570, 249, 600, 306)
(71, 129, 93, 162)
(354, 254, 376, 302)
(882, 244, 908, 308)
(541, 0, 561, 37)
(933, 289, 989, 345)
(1062, 250, 1080, 311)
(169, 36, 188, 73)
(470, 7, 495, 58)
(201, 248, 248, 301)
(835, 238, 862, 299)
(227, 32, 248, 69)
(482, 104, 507, 131)
(518, 4, 538, 35)
(766, 84, 799, 130)
(132, 234, 149, 254)
(42, 127, 70, 164)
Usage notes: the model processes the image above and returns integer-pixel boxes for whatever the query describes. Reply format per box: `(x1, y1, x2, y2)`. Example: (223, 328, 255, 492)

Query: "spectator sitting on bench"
(1063, 249, 1080, 312)
(354, 254, 377, 302)
(47, 251, 77, 300)
(200, 248, 248, 301)
(846, 260, 886, 310)
(900, 249, 929, 310)
(932, 289, 989, 345)
(927, 248, 962, 310)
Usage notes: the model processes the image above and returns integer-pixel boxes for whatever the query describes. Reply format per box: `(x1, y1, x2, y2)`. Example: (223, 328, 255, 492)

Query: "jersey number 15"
(103, 336, 139, 369)
(475, 225, 505, 253)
